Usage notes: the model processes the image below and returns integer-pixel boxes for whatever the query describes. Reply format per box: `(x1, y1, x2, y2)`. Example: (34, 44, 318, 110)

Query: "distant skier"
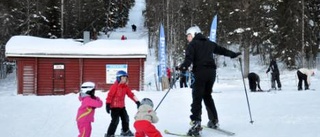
(134, 98, 162, 137)
(166, 67, 172, 87)
(297, 68, 315, 90)
(121, 35, 127, 40)
(132, 24, 137, 32)
(248, 72, 262, 92)
(179, 68, 188, 88)
(266, 58, 282, 90)
(76, 82, 103, 137)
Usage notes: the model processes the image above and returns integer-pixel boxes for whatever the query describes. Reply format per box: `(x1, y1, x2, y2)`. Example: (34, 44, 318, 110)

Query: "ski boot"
(187, 121, 202, 137)
(120, 129, 134, 136)
(207, 119, 219, 129)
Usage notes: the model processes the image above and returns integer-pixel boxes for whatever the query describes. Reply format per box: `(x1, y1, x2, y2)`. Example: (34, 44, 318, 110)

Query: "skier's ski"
(164, 129, 194, 137)
(104, 134, 134, 137)
(251, 90, 267, 92)
(266, 89, 273, 92)
(202, 125, 235, 136)
(266, 88, 279, 93)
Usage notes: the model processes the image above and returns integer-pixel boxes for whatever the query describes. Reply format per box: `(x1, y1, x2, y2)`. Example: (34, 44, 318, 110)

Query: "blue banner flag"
(159, 24, 166, 79)
(209, 15, 218, 42)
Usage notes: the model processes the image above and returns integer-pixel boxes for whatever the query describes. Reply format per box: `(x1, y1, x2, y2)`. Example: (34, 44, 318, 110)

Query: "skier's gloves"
(106, 103, 111, 114)
(231, 52, 242, 59)
(136, 101, 141, 109)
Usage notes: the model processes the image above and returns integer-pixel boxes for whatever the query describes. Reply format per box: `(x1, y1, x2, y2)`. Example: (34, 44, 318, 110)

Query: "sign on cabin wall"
(106, 64, 128, 84)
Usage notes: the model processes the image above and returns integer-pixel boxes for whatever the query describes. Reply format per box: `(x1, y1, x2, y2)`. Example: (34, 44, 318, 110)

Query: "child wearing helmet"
(76, 82, 103, 137)
(105, 70, 141, 137)
(134, 98, 162, 137)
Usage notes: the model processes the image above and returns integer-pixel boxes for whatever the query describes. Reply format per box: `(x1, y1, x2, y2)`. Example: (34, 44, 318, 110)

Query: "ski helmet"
(140, 98, 154, 108)
(116, 70, 128, 82)
(80, 82, 95, 95)
(186, 25, 201, 38)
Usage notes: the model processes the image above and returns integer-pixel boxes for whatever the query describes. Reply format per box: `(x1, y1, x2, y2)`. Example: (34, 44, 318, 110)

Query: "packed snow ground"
(1, 47, 320, 137)
(1, 0, 320, 136)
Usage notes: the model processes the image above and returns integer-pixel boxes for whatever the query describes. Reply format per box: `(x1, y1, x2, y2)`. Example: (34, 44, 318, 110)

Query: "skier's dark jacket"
(266, 60, 279, 74)
(180, 33, 239, 72)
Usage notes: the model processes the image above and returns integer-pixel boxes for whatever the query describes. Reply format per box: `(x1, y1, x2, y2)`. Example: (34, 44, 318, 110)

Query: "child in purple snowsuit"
(76, 82, 103, 137)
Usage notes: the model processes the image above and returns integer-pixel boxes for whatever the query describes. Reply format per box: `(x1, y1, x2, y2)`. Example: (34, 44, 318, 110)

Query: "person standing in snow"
(132, 24, 137, 32)
(266, 58, 282, 90)
(248, 72, 262, 92)
(179, 68, 188, 88)
(76, 82, 103, 137)
(121, 35, 127, 40)
(177, 25, 241, 136)
(134, 98, 162, 137)
(105, 70, 141, 137)
(297, 68, 315, 90)
(166, 67, 172, 87)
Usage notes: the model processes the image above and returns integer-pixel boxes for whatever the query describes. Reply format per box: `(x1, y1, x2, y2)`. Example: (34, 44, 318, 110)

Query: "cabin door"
(22, 65, 35, 95)
(53, 64, 65, 94)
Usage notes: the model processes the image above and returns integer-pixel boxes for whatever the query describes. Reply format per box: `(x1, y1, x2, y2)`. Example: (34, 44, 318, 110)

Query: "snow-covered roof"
(5, 35, 148, 58)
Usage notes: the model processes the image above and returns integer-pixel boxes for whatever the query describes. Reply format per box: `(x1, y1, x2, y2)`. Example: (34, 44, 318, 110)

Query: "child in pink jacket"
(76, 82, 103, 137)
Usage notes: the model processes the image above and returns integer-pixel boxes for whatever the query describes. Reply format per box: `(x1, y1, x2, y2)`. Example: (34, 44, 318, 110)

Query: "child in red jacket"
(76, 82, 103, 137)
(105, 70, 141, 137)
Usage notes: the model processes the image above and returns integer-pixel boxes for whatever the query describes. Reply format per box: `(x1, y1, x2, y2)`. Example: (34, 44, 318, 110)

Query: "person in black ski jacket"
(178, 25, 241, 136)
(131, 24, 137, 32)
(248, 72, 262, 92)
(266, 58, 282, 90)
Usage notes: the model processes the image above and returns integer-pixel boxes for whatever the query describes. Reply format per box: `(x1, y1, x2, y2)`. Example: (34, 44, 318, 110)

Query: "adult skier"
(297, 68, 315, 90)
(266, 58, 282, 90)
(178, 25, 241, 136)
(248, 72, 262, 92)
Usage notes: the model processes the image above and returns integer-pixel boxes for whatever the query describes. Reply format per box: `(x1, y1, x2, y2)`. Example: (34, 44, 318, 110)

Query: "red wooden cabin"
(5, 36, 147, 95)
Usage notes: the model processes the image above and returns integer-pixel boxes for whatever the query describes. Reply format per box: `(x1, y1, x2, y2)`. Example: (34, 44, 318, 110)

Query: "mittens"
(136, 101, 141, 108)
(231, 52, 241, 59)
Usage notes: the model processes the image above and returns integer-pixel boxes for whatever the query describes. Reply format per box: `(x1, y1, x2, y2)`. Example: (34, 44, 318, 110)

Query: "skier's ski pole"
(154, 75, 178, 112)
(238, 58, 254, 124)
